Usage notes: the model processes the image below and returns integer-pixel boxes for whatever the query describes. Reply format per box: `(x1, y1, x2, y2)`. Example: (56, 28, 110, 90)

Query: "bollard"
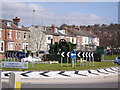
(9, 72, 21, 89)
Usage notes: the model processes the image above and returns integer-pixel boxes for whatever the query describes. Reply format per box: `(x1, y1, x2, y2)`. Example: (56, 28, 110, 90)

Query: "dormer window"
(7, 22, 11, 26)
(18, 22, 22, 28)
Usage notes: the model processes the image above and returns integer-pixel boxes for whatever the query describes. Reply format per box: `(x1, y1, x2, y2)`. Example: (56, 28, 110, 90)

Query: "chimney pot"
(13, 17, 20, 22)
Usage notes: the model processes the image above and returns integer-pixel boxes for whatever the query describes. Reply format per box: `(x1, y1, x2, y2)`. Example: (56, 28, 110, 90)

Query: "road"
(2, 82, 119, 88)
(2, 75, 119, 89)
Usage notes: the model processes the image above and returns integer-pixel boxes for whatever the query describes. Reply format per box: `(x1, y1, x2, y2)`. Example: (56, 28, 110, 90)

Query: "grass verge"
(104, 55, 120, 60)
(2, 61, 118, 71)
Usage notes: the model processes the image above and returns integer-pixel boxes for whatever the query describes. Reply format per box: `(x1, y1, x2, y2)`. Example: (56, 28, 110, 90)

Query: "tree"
(60, 23, 68, 30)
(49, 39, 76, 54)
(29, 26, 46, 56)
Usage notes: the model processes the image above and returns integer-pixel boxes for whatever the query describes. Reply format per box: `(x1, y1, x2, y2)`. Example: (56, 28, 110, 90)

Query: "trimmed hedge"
(44, 54, 72, 63)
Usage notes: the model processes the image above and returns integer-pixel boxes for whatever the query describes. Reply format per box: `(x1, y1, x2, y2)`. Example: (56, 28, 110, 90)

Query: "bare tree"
(29, 26, 46, 56)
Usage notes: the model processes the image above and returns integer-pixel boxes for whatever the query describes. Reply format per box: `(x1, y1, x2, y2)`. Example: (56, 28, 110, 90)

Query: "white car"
(21, 56, 41, 62)
(114, 57, 120, 65)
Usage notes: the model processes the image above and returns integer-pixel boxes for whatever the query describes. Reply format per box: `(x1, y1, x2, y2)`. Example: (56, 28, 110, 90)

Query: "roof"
(0, 19, 29, 32)
(42, 28, 66, 36)
(68, 28, 97, 37)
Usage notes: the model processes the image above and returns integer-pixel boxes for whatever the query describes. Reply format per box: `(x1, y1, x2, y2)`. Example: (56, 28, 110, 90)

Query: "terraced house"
(0, 17, 30, 60)
(29, 25, 99, 53)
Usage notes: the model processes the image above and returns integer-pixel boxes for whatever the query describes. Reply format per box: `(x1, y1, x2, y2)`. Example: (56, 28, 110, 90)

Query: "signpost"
(77, 52, 84, 67)
(70, 51, 76, 67)
(91, 52, 94, 66)
(60, 51, 95, 67)
(2, 62, 28, 69)
(67, 52, 70, 67)
(85, 52, 88, 67)
(61, 52, 65, 67)
(89, 52, 92, 66)
(82, 52, 87, 67)
(77, 52, 81, 58)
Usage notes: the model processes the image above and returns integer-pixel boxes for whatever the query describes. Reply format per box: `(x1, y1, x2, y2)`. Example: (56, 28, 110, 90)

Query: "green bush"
(44, 54, 72, 63)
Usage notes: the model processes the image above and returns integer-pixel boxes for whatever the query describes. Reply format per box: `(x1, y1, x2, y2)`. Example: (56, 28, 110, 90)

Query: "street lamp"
(33, 9, 36, 26)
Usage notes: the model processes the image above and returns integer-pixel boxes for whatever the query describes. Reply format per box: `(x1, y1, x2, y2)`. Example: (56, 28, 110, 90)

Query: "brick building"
(0, 17, 30, 60)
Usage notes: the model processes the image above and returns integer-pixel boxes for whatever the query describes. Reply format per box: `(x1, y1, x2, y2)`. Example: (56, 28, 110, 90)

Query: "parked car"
(21, 56, 41, 62)
(114, 57, 120, 65)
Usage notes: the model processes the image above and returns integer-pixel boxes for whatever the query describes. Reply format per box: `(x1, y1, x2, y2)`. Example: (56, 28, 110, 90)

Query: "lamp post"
(33, 9, 36, 26)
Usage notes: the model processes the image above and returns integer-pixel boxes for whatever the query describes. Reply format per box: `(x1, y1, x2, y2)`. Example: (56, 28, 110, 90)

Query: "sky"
(1, 0, 118, 26)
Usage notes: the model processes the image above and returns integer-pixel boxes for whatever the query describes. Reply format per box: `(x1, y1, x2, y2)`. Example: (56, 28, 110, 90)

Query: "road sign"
(61, 52, 65, 57)
(70, 51, 76, 58)
(67, 52, 70, 57)
(91, 52, 94, 57)
(5, 53, 8, 58)
(85, 52, 88, 57)
(77, 52, 81, 57)
(2, 62, 28, 69)
(82, 52, 85, 57)
(15, 52, 18, 58)
(88, 52, 91, 57)
(12, 53, 15, 58)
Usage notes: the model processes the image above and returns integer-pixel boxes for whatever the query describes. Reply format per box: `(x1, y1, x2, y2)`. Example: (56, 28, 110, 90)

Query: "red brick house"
(0, 17, 30, 60)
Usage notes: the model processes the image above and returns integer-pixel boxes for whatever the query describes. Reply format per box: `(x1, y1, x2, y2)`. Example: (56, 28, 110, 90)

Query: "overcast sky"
(1, 0, 118, 26)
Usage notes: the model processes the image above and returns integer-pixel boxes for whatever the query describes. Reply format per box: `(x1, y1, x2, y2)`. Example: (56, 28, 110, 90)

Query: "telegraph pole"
(33, 9, 36, 26)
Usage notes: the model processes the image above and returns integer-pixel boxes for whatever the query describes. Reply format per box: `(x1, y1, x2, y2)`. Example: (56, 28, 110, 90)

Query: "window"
(23, 43, 28, 50)
(7, 22, 11, 26)
(89, 38, 93, 44)
(16, 32, 17, 39)
(0, 29, 2, 38)
(48, 37, 51, 40)
(72, 38, 74, 43)
(24, 33, 27, 40)
(8, 42, 14, 50)
(8, 30, 12, 38)
(0, 41, 4, 52)
(18, 32, 21, 39)
(85, 38, 87, 43)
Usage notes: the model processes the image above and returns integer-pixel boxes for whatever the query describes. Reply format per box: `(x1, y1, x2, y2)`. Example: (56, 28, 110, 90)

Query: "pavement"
(1, 66, 120, 89)
(1, 66, 119, 79)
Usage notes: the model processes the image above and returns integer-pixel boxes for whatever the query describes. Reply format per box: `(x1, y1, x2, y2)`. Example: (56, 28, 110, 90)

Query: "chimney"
(51, 25, 58, 33)
(13, 17, 20, 26)
(75, 26, 80, 30)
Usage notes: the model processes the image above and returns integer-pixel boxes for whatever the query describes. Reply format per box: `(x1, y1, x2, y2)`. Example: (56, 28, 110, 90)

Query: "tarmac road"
(2, 75, 119, 89)
(2, 81, 119, 88)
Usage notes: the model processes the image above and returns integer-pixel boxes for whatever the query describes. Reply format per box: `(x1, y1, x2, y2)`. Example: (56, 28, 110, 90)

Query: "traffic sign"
(85, 52, 88, 57)
(88, 52, 91, 57)
(61, 52, 65, 57)
(77, 52, 81, 57)
(91, 52, 94, 57)
(82, 52, 85, 57)
(70, 51, 76, 58)
(12, 53, 15, 58)
(67, 52, 70, 57)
